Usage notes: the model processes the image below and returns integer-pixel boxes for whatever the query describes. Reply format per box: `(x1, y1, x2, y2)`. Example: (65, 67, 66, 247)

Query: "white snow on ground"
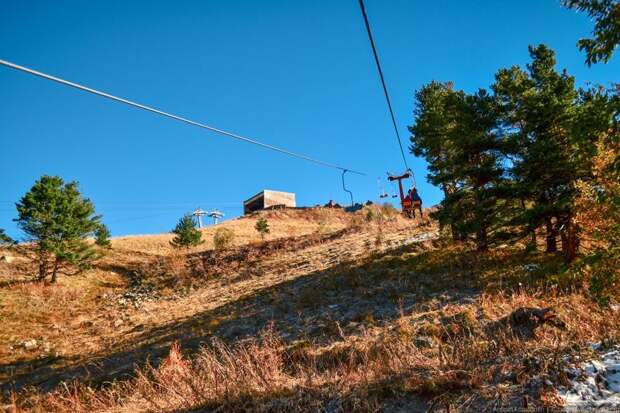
(559, 345, 620, 411)
(404, 231, 438, 245)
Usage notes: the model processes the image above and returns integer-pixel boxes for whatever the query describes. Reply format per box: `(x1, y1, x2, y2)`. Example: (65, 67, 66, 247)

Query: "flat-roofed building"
(243, 190, 296, 214)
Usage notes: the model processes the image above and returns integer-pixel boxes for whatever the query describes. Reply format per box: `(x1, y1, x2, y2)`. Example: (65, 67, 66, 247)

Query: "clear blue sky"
(1, 0, 618, 238)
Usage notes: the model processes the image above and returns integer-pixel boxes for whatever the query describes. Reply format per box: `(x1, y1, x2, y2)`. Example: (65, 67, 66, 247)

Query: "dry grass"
(0, 270, 125, 366)
(2, 207, 618, 412)
(110, 207, 352, 256)
(14, 289, 619, 412)
(0, 207, 420, 397)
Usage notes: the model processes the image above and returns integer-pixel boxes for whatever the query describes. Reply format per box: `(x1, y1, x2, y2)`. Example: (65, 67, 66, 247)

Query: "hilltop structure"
(243, 190, 296, 214)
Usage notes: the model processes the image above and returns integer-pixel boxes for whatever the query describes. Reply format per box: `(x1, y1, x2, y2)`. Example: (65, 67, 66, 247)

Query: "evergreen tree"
(410, 84, 509, 250)
(446, 90, 510, 250)
(411, 45, 612, 261)
(493, 45, 593, 262)
(94, 224, 112, 248)
(255, 217, 270, 240)
(170, 214, 203, 249)
(0, 229, 15, 246)
(563, 0, 620, 65)
(15, 176, 102, 283)
(409, 81, 465, 241)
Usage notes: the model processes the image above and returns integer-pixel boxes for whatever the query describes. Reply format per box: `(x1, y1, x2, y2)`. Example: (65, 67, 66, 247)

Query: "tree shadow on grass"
(2, 242, 551, 400)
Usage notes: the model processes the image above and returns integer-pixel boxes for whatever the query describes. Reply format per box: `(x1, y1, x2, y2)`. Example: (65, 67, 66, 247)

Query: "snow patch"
(404, 231, 438, 245)
(559, 345, 620, 411)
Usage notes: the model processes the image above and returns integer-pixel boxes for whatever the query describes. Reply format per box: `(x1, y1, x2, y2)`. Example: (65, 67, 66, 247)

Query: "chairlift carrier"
(387, 169, 423, 218)
(377, 178, 388, 199)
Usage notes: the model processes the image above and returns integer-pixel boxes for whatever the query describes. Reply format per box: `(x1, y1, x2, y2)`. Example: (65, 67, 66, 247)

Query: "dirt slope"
(0, 206, 434, 395)
(4, 206, 618, 412)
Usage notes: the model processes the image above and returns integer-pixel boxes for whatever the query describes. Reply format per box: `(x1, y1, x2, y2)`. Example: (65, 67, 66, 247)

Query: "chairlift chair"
(387, 169, 423, 218)
(377, 178, 388, 199)
(389, 181, 399, 198)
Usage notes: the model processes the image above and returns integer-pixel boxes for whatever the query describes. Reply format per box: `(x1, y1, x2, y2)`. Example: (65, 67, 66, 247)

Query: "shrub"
(213, 228, 235, 251)
(365, 208, 377, 223)
(316, 221, 330, 235)
(348, 214, 364, 231)
(574, 137, 620, 304)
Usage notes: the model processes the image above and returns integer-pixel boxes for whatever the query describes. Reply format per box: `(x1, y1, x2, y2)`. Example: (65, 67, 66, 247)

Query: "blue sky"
(1, 0, 618, 238)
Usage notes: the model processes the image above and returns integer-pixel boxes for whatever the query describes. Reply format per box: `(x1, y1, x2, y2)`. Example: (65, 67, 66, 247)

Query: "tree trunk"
(442, 184, 462, 243)
(560, 215, 579, 263)
(37, 249, 48, 282)
(521, 199, 536, 251)
(476, 227, 488, 251)
(50, 258, 60, 283)
(451, 227, 460, 242)
(529, 230, 537, 250)
(545, 218, 557, 253)
(451, 228, 468, 243)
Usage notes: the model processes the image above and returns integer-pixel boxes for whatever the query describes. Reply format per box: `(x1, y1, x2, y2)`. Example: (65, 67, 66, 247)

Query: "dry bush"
(573, 138, 620, 304)
(27, 328, 290, 412)
(315, 220, 330, 235)
(165, 250, 189, 276)
(213, 228, 235, 251)
(347, 213, 364, 231)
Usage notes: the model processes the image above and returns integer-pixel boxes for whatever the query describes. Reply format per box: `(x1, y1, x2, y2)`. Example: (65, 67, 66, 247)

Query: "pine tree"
(409, 81, 465, 241)
(255, 217, 270, 240)
(493, 45, 592, 262)
(15, 176, 102, 283)
(94, 224, 112, 248)
(410, 83, 509, 250)
(170, 214, 203, 249)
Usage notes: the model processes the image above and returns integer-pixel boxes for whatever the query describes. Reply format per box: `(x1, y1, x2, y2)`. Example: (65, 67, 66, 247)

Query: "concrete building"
(243, 190, 296, 214)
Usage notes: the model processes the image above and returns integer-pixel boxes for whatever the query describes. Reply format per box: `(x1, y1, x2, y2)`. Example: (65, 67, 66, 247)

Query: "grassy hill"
(1, 206, 618, 412)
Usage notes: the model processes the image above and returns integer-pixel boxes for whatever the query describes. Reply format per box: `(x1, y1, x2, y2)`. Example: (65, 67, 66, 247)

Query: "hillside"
(1, 206, 619, 412)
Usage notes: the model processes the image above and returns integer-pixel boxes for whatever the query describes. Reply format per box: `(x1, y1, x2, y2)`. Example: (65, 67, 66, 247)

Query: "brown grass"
(0, 207, 422, 395)
(14, 289, 619, 412)
(109, 207, 352, 256)
(2, 207, 618, 412)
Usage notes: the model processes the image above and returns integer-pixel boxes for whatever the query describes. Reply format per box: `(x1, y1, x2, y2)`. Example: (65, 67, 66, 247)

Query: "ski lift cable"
(357, 0, 412, 176)
(0, 59, 366, 176)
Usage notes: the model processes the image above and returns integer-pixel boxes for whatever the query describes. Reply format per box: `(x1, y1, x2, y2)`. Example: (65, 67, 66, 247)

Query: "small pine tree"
(255, 217, 270, 240)
(170, 214, 203, 249)
(15, 175, 102, 283)
(94, 224, 112, 248)
(0, 229, 15, 246)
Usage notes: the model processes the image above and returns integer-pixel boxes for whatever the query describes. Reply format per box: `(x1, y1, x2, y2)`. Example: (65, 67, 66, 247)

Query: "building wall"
(243, 190, 296, 214)
(263, 190, 296, 209)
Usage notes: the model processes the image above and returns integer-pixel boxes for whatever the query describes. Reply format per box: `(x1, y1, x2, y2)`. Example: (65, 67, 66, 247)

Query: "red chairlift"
(387, 169, 423, 218)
